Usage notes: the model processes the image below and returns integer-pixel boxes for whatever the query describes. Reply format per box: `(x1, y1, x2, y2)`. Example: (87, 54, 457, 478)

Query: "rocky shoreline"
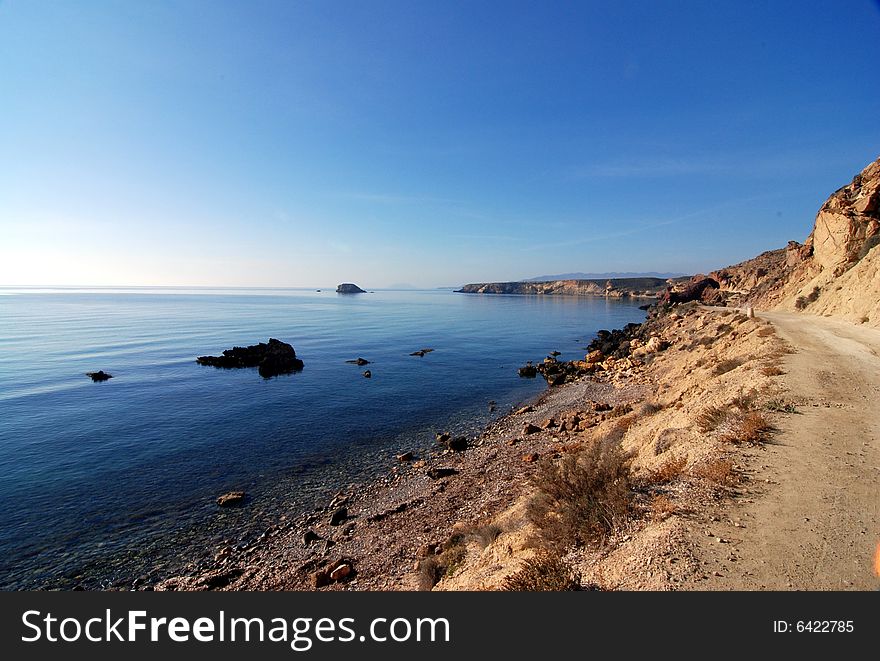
(155, 361, 649, 591)
(144, 297, 801, 592)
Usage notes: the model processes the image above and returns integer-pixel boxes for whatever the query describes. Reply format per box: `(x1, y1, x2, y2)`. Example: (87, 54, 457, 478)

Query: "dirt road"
(692, 311, 880, 590)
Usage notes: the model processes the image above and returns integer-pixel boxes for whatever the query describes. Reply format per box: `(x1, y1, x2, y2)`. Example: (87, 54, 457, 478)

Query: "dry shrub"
(502, 551, 579, 591)
(695, 405, 730, 432)
(648, 455, 688, 484)
(606, 403, 633, 419)
(417, 537, 468, 590)
(761, 365, 784, 376)
(636, 401, 664, 416)
(717, 411, 772, 445)
(649, 494, 678, 521)
(417, 556, 445, 591)
(713, 358, 744, 375)
(765, 399, 798, 414)
(692, 457, 738, 486)
(527, 439, 632, 549)
(730, 390, 758, 410)
(467, 523, 503, 549)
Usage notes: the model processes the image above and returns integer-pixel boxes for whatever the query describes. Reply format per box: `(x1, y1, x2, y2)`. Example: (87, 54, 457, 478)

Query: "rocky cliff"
(711, 156, 880, 326)
(456, 277, 672, 297)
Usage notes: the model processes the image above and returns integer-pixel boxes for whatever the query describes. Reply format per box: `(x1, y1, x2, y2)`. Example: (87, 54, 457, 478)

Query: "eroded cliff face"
(810, 158, 880, 274)
(711, 156, 880, 325)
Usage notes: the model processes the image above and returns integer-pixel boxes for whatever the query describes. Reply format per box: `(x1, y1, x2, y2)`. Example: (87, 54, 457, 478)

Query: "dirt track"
(693, 311, 880, 590)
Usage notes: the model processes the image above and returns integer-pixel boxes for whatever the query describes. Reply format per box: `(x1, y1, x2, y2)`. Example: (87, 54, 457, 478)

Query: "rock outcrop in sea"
(196, 338, 304, 378)
(336, 283, 366, 294)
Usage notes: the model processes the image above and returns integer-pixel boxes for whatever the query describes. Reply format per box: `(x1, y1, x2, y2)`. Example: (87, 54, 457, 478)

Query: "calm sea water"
(0, 287, 645, 589)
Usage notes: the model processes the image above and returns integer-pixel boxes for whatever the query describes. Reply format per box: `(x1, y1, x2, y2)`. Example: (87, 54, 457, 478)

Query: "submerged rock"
(196, 338, 304, 378)
(336, 283, 366, 294)
(345, 357, 371, 366)
(86, 370, 113, 382)
(217, 491, 246, 507)
(518, 362, 538, 378)
(409, 348, 435, 357)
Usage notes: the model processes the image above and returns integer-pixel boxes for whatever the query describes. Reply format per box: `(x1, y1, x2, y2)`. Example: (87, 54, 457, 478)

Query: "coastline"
(153, 301, 785, 591)
(156, 363, 648, 591)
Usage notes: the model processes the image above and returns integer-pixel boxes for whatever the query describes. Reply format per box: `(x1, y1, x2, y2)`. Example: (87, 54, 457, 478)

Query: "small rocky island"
(336, 283, 366, 294)
(196, 338, 304, 378)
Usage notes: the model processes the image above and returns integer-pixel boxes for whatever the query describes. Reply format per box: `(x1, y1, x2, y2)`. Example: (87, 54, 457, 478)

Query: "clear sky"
(2, 1, 879, 288)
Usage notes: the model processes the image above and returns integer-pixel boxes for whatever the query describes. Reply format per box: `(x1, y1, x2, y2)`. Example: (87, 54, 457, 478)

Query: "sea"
(0, 287, 646, 589)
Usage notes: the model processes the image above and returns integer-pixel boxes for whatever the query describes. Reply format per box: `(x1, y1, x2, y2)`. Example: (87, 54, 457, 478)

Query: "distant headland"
(455, 277, 685, 298)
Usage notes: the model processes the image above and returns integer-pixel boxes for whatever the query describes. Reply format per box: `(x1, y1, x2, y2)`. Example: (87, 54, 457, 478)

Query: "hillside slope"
(712, 156, 880, 325)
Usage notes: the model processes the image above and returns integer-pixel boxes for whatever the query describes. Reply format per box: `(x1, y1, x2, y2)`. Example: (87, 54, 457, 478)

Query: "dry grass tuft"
(502, 551, 580, 591)
(695, 405, 730, 432)
(527, 439, 632, 549)
(717, 410, 772, 445)
(692, 457, 738, 486)
(713, 358, 744, 376)
(765, 399, 798, 414)
(416, 537, 468, 590)
(648, 455, 688, 484)
(467, 523, 503, 549)
(636, 400, 664, 416)
(730, 390, 758, 411)
(648, 494, 678, 521)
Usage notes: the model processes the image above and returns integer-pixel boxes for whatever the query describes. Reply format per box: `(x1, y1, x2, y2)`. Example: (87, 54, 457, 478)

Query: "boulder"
(658, 275, 720, 306)
(362, 370, 372, 378)
(197, 338, 303, 378)
(329, 563, 353, 582)
(336, 283, 366, 294)
(446, 436, 468, 452)
(329, 507, 348, 526)
(426, 467, 459, 479)
(518, 362, 538, 378)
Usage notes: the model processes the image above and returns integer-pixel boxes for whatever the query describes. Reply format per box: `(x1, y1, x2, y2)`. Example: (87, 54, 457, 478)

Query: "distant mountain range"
(524, 271, 686, 282)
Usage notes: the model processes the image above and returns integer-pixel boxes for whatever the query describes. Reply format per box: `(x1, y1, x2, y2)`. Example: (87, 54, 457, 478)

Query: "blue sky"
(2, 1, 879, 288)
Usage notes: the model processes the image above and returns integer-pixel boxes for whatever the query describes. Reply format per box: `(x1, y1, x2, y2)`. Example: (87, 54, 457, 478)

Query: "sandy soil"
(687, 311, 880, 590)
